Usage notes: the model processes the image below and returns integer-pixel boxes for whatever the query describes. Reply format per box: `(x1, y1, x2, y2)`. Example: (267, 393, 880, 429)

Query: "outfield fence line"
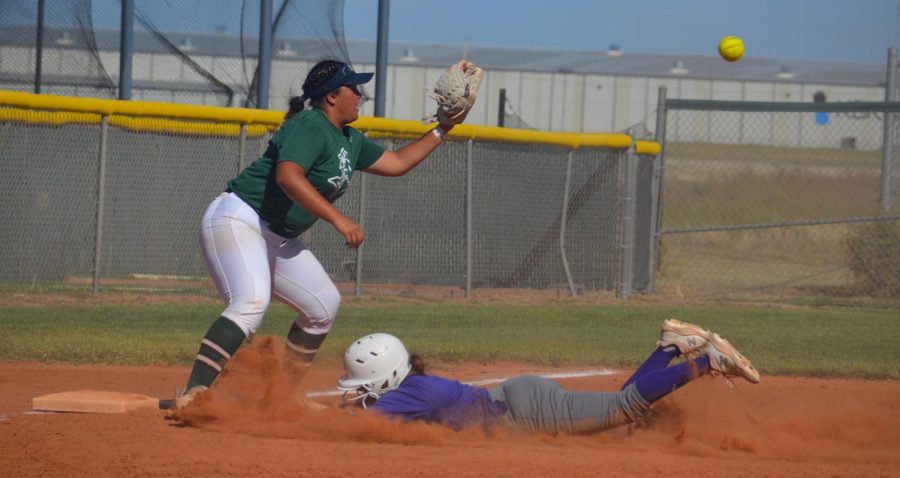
(661, 214, 900, 235)
(655, 86, 900, 299)
(0, 90, 659, 299)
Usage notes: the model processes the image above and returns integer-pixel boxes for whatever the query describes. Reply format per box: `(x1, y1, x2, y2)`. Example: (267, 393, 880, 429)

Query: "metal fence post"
(238, 123, 247, 173)
(92, 116, 109, 294)
(465, 139, 474, 299)
(619, 145, 638, 299)
(881, 47, 896, 213)
(356, 140, 374, 297)
(650, 86, 668, 288)
(354, 173, 367, 296)
(560, 150, 577, 297)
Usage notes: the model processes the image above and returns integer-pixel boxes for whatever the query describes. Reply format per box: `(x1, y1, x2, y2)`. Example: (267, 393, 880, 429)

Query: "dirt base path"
(1, 340, 898, 477)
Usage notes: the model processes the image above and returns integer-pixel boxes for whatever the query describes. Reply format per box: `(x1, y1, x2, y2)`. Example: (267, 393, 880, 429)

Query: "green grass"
(0, 299, 897, 379)
(663, 166, 883, 228)
(657, 227, 856, 296)
(666, 142, 881, 170)
(663, 141, 887, 228)
(656, 141, 894, 297)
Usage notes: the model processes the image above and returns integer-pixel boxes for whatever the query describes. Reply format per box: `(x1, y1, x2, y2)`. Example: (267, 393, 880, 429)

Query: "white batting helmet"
(337, 333, 411, 406)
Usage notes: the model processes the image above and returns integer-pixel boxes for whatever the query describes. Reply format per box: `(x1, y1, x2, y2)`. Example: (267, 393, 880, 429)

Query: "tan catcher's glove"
(424, 59, 484, 125)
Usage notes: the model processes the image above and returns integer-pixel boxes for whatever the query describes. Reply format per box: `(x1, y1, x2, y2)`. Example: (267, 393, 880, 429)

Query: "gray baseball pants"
(488, 375, 650, 434)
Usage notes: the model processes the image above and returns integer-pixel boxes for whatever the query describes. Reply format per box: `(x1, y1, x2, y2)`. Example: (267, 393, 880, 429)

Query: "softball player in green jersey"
(176, 60, 464, 408)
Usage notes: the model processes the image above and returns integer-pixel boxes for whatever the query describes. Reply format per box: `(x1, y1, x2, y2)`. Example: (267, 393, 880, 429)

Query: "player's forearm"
(275, 166, 346, 225)
(385, 124, 454, 176)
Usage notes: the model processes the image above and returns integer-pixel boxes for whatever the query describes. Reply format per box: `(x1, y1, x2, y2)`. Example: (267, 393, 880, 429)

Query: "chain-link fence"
(0, 91, 647, 299)
(0, 109, 269, 290)
(656, 99, 900, 299)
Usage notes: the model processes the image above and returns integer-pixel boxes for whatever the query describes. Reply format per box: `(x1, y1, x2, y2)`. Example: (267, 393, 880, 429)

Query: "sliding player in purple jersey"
(337, 320, 759, 434)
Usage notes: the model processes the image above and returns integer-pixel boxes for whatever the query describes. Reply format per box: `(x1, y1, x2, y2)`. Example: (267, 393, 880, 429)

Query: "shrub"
(845, 221, 900, 297)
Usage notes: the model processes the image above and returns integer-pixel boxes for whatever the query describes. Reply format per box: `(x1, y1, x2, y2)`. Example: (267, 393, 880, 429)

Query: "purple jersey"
(371, 374, 507, 430)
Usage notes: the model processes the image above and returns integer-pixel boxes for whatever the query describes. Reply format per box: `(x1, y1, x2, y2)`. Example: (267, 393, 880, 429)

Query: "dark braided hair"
(284, 60, 347, 121)
(409, 354, 427, 375)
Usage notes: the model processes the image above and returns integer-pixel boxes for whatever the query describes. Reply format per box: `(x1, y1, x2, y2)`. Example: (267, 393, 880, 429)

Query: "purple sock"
(620, 346, 680, 390)
(633, 356, 710, 404)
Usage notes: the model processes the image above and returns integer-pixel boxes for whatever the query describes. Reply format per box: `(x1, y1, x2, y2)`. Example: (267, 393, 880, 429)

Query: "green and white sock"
(283, 322, 328, 383)
(184, 316, 246, 391)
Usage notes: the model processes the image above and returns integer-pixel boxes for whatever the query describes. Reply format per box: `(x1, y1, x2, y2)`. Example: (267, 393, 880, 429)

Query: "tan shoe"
(173, 385, 208, 410)
(299, 396, 329, 412)
(657, 318, 712, 357)
(704, 333, 761, 384)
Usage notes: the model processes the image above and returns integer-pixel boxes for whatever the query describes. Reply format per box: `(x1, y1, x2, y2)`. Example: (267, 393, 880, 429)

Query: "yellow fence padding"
(0, 90, 283, 125)
(108, 117, 274, 137)
(635, 141, 661, 156)
(0, 90, 660, 153)
(0, 107, 102, 127)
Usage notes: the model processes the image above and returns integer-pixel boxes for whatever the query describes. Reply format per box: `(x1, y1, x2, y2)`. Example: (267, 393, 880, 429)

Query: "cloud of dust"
(172, 338, 897, 463)
(172, 336, 492, 446)
(587, 377, 896, 463)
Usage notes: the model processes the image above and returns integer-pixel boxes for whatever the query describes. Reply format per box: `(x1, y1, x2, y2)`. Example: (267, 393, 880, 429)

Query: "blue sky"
(344, 0, 897, 63)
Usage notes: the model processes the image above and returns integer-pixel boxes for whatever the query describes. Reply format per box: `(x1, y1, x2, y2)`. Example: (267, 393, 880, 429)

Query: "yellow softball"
(718, 36, 744, 62)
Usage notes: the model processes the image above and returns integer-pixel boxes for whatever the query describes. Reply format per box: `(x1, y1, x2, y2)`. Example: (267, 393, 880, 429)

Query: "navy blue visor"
(309, 65, 373, 99)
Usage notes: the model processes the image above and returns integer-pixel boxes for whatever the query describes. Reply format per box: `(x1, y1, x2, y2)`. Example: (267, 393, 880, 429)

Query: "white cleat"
(704, 333, 761, 384)
(657, 318, 712, 357)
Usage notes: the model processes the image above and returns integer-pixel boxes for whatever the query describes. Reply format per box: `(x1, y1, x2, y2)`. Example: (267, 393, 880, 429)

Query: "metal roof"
(1, 26, 886, 87)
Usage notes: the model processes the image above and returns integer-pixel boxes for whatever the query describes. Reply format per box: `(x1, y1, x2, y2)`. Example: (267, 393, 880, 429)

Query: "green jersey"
(228, 109, 385, 237)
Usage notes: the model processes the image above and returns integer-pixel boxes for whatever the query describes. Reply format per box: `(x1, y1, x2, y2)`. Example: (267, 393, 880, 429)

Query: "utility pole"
(118, 0, 134, 99)
(256, 0, 273, 109)
(374, 0, 390, 117)
(34, 0, 45, 93)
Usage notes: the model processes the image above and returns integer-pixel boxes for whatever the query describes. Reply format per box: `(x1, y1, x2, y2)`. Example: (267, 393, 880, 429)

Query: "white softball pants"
(199, 192, 341, 337)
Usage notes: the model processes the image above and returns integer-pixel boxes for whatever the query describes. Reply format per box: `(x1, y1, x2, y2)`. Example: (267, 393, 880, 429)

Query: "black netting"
(0, 0, 353, 106)
(1, 0, 115, 96)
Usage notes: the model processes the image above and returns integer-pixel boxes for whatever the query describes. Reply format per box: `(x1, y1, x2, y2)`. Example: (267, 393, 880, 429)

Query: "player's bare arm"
(275, 161, 363, 248)
(361, 125, 450, 177)
(364, 60, 479, 177)
(363, 108, 470, 177)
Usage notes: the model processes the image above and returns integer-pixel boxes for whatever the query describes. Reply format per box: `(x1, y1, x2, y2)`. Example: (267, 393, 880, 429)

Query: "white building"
(0, 26, 888, 147)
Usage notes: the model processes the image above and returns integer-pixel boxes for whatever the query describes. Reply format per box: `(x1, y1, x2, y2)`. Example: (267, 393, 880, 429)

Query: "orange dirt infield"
(1, 338, 898, 478)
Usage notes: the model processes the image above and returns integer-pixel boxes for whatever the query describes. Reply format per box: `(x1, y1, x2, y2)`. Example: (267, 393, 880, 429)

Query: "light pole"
(374, 0, 390, 117)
